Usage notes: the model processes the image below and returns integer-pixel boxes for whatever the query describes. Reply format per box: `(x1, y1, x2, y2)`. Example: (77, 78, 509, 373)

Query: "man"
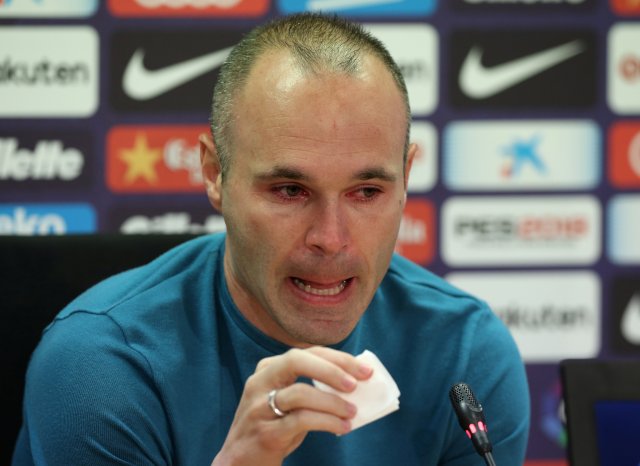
(13, 13, 529, 466)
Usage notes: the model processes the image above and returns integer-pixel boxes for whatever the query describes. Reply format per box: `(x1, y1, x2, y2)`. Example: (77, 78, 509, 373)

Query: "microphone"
(449, 382, 496, 466)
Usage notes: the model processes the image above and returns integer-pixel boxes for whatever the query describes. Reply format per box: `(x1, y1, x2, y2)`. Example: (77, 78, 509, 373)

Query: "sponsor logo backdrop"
(2, 0, 639, 462)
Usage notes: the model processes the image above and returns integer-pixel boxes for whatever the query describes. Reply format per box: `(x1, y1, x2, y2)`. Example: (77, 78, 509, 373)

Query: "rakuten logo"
(447, 271, 600, 362)
(108, 0, 268, 16)
(107, 126, 207, 193)
(120, 213, 226, 234)
(442, 196, 601, 266)
(608, 24, 640, 114)
(365, 24, 438, 116)
(0, 26, 98, 117)
(0, 0, 97, 17)
(0, 204, 96, 235)
(0, 137, 84, 180)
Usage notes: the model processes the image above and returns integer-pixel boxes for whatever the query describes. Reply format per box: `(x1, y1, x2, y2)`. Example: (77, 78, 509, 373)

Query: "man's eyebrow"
(254, 166, 397, 183)
(354, 167, 397, 183)
(255, 166, 310, 181)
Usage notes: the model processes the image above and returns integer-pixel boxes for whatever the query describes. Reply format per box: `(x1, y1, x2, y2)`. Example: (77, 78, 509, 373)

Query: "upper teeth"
(293, 278, 347, 296)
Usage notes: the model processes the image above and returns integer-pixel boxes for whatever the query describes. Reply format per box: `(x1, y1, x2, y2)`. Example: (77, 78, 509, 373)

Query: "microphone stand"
(483, 451, 497, 466)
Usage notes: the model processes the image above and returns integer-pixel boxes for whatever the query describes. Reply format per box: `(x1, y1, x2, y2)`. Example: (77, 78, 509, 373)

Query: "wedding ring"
(268, 389, 287, 417)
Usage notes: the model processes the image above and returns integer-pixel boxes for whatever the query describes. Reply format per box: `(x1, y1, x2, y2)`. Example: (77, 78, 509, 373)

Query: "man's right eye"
(272, 184, 308, 201)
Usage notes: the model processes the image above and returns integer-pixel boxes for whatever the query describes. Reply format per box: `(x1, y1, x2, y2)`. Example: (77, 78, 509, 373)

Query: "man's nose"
(304, 200, 349, 256)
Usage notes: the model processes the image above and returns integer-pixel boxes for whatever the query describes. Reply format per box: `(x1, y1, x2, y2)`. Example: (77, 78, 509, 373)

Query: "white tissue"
(313, 350, 400, 431)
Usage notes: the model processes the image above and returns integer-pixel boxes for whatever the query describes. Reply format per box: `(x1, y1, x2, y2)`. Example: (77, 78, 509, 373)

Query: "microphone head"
(449, 382, 493, 455)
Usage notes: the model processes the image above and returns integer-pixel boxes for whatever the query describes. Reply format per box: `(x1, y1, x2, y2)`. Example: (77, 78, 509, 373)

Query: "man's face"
(203, 50, 416, 347)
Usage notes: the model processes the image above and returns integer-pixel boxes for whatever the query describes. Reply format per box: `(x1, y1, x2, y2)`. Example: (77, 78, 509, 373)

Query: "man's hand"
(211, 346, 374, 466)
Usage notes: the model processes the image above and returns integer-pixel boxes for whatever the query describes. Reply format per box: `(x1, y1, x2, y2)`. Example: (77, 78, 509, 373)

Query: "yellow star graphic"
(119, 133, 161, 184)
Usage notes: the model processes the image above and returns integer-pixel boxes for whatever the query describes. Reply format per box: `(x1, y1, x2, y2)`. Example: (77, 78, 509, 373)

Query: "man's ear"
(404, 142, 418, 192)
(199, 132, 223, 211)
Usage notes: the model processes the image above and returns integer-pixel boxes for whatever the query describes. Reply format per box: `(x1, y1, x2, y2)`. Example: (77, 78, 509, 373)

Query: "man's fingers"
(271, 382, 357, 420)
(261, 347, 373, 393)
(281, 407, 353, 436)
(306, 346, 373, 380)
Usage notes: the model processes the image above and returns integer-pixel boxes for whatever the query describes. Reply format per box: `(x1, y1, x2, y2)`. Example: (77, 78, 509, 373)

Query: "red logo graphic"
(107, 125, 208, 193)
(620, 54, 640, 82)
(609, 122, 640, 188)
(395, 198, 435, 266)
(108, 0, 269, 17)
(611, 0, 640, 15)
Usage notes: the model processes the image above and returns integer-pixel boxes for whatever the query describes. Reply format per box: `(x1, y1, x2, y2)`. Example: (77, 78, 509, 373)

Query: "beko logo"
(0, 204, 96, 235)
(442, 196, 601, 266)
(450, 29, 596, 108)
(0, 138, 84, 181)
(110, 29, 244, 112)
(447, 271, 600, 362)
(0, 26, 98, 117)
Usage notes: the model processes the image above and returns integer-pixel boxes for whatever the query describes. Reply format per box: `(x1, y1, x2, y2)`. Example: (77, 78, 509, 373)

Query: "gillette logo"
(0, 138, 84, 180)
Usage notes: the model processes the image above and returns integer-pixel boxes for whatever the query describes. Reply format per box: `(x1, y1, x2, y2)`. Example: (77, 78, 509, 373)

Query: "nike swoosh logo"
(622, 292, 640, 345)
(307, 0, 401, 10)
(459, 40, 585, 99)
(123, 46, 233, 101)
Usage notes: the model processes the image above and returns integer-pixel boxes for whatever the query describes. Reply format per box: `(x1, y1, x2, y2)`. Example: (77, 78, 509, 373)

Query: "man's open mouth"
(291, 277, 351, 296)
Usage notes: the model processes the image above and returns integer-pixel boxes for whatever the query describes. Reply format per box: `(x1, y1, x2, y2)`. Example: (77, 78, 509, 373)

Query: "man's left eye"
(274, 185, 306, 199)
(354, 187, 381, 200)
(283, 185, 303, 197)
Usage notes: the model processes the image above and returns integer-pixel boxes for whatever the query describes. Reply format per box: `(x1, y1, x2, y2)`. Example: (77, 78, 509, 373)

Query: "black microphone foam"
(449, 382, 493, 456)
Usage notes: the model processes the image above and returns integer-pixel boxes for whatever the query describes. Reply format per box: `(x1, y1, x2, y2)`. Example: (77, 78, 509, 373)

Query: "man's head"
(209, 13, 411, 180)
(201, 13, 417, 347)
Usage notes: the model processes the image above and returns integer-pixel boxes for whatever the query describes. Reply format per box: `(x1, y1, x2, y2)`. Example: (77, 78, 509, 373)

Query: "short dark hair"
(210, 13, 411, 179)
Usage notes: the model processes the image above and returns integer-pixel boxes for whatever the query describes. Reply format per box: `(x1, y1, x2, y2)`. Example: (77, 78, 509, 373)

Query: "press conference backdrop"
(1, 0, 639, 463)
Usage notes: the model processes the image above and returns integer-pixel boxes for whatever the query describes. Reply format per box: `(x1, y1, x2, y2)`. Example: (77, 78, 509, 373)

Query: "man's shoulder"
(384, 254, 481, 307)
(55, 233, 224, 321)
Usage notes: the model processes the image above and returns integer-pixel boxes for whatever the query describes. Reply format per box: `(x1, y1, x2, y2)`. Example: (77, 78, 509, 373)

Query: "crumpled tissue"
(313, 349, 400, 432)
